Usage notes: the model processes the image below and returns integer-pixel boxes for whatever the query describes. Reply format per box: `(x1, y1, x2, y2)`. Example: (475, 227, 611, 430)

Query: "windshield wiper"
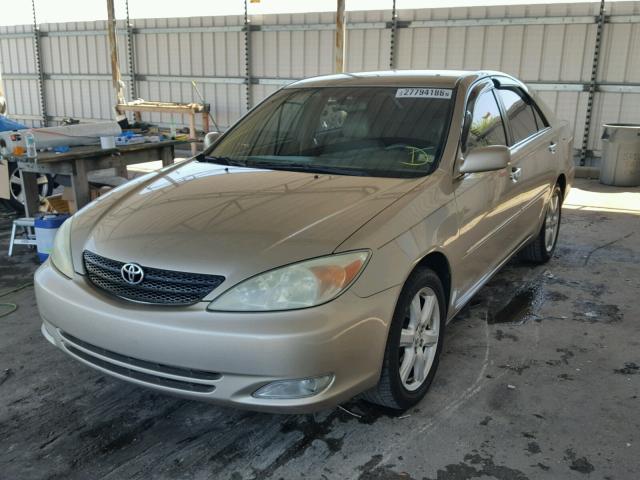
(198, 155, 248, 167)
(247, 161, 366, 177)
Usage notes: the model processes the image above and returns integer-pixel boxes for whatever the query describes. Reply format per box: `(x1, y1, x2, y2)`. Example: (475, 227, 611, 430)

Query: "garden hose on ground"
(0, 283, 33, 318)
(1, 200, 32, 317)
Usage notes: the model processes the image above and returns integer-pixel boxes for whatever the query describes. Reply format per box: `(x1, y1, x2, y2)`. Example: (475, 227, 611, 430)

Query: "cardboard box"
(0, 158, 9, 200)
(60, 185, 111, 211)
(90, 185, 112, 201)
(43, 194, 71, 214)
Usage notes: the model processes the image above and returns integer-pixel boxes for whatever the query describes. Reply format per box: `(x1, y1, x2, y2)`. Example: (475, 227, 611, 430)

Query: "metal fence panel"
(0, 24, 40, 124)
(132, 15, 245, 126)
(588, 1, 640, 149)
(0, 2, 639, 153)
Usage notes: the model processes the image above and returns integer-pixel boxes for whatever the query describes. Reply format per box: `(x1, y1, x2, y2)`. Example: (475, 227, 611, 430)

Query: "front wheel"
(363, 268, 445, 410)
(520, 184, 562, 263)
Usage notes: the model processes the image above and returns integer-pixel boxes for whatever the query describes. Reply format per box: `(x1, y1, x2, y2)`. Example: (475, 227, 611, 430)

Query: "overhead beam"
(5, 72, 640, 93)
(1, 14, 638, 40)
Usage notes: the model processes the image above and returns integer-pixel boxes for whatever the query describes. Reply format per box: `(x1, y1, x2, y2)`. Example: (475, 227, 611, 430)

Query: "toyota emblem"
(121, 263, 145, 285)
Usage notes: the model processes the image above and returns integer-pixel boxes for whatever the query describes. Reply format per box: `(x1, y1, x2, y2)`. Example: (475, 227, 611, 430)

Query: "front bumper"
(35, 261, 399, 413)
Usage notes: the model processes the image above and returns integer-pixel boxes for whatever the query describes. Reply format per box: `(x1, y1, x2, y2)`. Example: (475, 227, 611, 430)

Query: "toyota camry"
(35, 70, 574, 413)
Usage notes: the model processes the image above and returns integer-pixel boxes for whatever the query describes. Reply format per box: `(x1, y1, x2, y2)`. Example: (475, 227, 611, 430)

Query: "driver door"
(451, 83, 515, 308)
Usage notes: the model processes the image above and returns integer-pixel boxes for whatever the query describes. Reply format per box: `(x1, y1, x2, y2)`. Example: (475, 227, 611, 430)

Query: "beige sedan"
(35, 70, 573, 413)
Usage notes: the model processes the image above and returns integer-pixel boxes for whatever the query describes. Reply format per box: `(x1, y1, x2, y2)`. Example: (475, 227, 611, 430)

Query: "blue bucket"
(34, 214, 70, 262)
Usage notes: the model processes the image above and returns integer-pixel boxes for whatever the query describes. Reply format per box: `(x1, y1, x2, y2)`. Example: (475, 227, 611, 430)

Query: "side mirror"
(459, 145, 511, 174)
(203, 131, 221, 150)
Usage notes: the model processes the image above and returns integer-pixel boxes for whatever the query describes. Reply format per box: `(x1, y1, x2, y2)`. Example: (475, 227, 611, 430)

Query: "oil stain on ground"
(495, 329, 519, 342)
(358, 454, 418, 480)
(614, 362, 639, 375)
(486, 284, 544, 324)
(425, 452, 530, 480)
(572, 301, 623, 323)
(564, 448, 595, 474)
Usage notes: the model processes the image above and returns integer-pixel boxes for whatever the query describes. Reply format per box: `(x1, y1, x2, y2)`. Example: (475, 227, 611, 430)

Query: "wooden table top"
(12, 140, 188, 164)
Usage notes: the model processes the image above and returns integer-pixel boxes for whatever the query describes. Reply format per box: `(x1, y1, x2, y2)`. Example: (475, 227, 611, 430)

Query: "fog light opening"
(253, 374, 334, 399)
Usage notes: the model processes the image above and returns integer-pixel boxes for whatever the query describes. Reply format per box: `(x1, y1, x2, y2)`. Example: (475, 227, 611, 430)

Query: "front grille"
(83, 250, 225, 305)
(60, 331, 220, 393)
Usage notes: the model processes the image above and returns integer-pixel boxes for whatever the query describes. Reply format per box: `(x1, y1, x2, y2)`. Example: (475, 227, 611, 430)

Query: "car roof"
(285, 70, 509, 89)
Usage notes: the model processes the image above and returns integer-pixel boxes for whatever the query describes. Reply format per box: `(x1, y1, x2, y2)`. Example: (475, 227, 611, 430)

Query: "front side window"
(203, 86, 455, 178)
(465, 90, 507, 153)
(497, 89, 539, 145)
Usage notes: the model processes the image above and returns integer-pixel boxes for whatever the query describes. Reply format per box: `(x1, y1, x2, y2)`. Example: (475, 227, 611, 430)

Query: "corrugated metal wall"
(133, 15, 246, 127)
(0, 24, 40, 127)
(1, 2, 638, 153)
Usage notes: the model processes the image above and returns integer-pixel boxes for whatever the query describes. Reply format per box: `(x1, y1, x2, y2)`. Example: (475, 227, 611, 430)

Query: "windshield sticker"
(395, 88, 452, 99)
(400, 146, 434, 167)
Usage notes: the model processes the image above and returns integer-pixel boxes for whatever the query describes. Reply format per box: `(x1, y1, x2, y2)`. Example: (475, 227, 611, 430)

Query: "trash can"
(34, 214, 69, 262)
(600, 123, 640, 187)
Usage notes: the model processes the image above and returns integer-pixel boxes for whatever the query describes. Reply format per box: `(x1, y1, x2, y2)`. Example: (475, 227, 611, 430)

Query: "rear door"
(495, 82, 557, 239)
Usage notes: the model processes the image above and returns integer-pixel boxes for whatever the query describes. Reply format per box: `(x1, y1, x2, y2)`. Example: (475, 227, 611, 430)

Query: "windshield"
(201, 86, 455, 178)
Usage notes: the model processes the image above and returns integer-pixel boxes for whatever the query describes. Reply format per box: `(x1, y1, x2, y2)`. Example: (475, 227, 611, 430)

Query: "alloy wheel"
(398, 287, 440, 391)
(544, 191, 560, 252)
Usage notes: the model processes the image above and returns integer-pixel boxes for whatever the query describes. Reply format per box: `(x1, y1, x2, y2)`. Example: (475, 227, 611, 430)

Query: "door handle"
(548, 142, 558, 154)
(510, 166, 522, 183)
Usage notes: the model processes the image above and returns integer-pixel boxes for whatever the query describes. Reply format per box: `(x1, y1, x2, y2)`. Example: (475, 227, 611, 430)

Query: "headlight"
(50, 217, 74, 278)
(208, 250, 370, 312)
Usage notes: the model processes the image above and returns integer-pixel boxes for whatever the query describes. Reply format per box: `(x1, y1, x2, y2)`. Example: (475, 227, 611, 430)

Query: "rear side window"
(497, 89, 539, 145)
(465, 90, 507, 153)
(532, 105, 548, 130)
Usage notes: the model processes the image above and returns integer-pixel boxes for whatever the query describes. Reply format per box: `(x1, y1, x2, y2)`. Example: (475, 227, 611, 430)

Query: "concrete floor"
(1, 178, 638, 480)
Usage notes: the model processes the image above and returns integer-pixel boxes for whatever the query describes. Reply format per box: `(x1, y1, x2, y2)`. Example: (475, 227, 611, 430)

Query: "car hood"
(71, 160, 419, 286)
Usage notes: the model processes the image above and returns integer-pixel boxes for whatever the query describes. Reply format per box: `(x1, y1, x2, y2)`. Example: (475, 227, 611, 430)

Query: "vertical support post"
(0, 62, 6, 115)
(160, 145, 174, 168)
(202, 111, 210, 134)
(106, 0, 126, 117)
(31, 0, 47, 126)
(243, 0, 252, 112)
(125, 0, 140, 122)
(21, 171, 40, 218)
(335, 0, 346, 73)
(389, 0, 397, 69)
(580, 0, 606, 166)
(71, 159, 91, 209)
(189, 110, 197, 155)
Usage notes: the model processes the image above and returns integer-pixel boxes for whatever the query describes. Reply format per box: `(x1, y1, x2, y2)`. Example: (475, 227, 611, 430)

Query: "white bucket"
(100, 136, 116, 149)
(34, 214, 69, 262)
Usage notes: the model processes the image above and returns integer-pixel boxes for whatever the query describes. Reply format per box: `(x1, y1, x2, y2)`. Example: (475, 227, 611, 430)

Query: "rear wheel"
(520, 184, 562, 263)
(363, 268, 445, 410)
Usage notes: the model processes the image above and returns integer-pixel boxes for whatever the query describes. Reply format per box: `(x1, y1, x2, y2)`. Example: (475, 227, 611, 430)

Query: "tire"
(520, 184, 562, 264)
(363, 267, 446, 410)
(7, 162, 55, 212)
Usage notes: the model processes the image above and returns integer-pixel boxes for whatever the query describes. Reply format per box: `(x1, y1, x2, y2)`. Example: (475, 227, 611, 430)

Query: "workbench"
(117, 102, 210, 155)
(15, 140, 184, 217)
